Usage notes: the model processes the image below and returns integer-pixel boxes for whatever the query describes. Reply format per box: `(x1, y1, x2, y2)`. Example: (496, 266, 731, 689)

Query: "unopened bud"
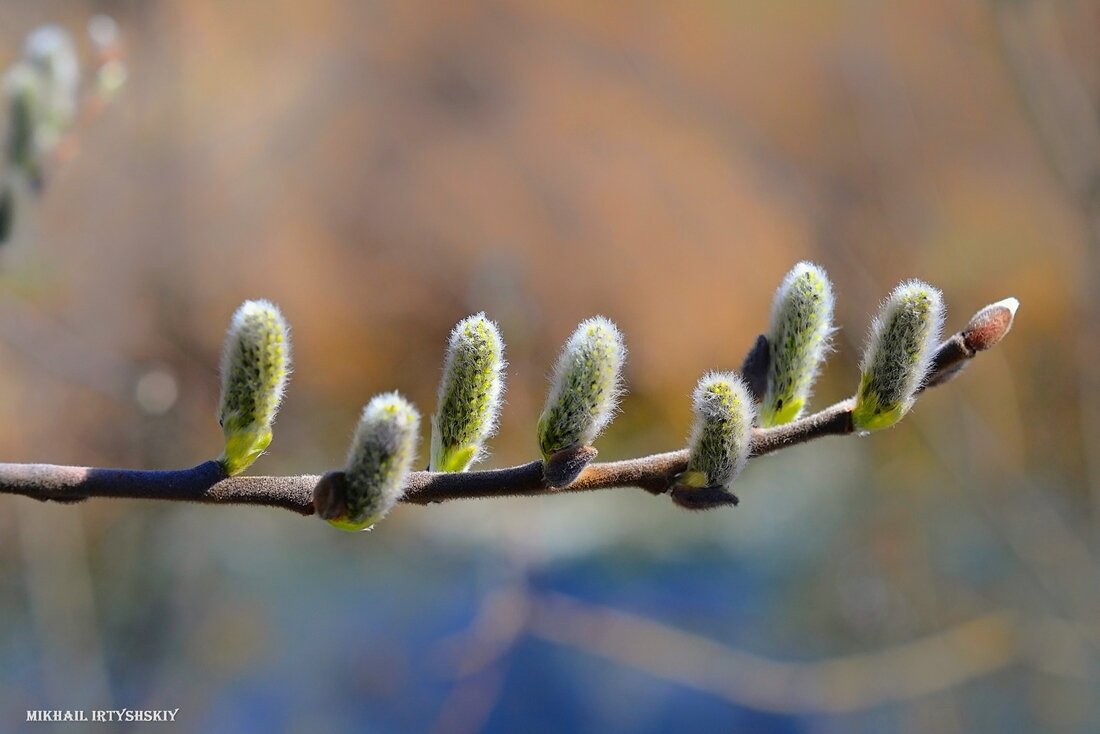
(963, 297, 1018, 352)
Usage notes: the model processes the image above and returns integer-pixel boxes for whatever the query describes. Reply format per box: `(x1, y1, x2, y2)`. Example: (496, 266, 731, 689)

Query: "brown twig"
(0, 299, 1015, 517)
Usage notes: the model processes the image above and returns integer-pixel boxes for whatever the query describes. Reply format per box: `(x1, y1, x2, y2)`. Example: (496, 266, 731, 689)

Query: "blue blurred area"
(0, 521, 1053, 734)
(125, 547, 799, 733)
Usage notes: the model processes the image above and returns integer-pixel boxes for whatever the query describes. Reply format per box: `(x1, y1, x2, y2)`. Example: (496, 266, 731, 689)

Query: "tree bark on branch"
(0, 310, 1011, 517)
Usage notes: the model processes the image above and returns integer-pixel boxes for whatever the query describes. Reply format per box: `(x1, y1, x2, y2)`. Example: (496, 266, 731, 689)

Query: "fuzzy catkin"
(762, 262, 834, 426)
(537, 317, 625, 458)
(683, 372, 755, 490)
(335, 393, 420, 530)
(430, 314, 505, 472)
(853, 280, 944, 432)
(218, 300, 291, 475)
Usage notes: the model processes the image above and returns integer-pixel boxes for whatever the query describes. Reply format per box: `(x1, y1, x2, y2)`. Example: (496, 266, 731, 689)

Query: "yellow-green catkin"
(762, 262, 834, 426)
(537, 317, 625, 460)
(327, 393, 420, 531)
(430, 314, 505, 472)
(218, 300, 291, 475)
(852, 280, 944, 432)
(680, 372, 755, 491)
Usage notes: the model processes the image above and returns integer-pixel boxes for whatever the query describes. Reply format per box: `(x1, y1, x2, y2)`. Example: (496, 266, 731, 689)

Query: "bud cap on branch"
(430, 313, 505, 472)
(762, 261, 835, 426)
(853, 280, 944, 432)
(218, 300, 291, 475)
(963, 297, 1018, 352)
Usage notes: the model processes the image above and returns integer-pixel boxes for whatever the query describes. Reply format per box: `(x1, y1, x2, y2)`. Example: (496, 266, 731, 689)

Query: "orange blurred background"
(0, 1, 1098, 732)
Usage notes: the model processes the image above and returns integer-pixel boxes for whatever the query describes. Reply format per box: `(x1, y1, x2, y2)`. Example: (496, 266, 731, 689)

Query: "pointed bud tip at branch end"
(538, 316, 626, 463)
(964, 297, 1018, 353)
(218, 300, 291, 475)
(319, 393, 420, 532)
(430, 313, 506, 473)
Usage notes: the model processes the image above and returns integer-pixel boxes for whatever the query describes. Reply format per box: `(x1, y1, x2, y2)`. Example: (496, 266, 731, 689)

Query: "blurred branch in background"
(0, 289, 177, 412)
(0, 19, 143, 416)
(1, 19, 129, 730)
(1, 16, 126, 247)
(992, 0, 1100, 529)
(527, 592, 1019, 715)
(15, 502, 113, 716)
(924, 397, 1100, 651)
(435, 584, 1099, 717)
(813, 212, 1100, 656)
(431, 581, 529, 734)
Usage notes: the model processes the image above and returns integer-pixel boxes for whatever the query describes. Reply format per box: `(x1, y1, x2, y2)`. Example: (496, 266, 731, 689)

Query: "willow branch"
(0, 308, 1011, 517)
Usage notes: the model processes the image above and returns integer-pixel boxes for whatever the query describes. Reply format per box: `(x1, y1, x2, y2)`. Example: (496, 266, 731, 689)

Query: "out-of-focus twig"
(429, 584, 530, 734)
(1, 17, 126, 247)
(992, 0, 1100, 527)
(16, 503, 113, 714)
(0, 289, 141, 401)
(527, 592, 1018, 714)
